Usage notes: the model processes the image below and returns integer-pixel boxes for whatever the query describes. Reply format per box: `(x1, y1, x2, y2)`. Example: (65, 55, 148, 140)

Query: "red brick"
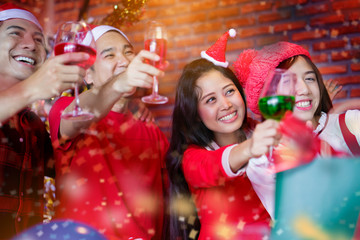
(193, 22, 223, 34)
(259, 11, 291, 23)
(159, 84, 176, 96)
(273, 21, 307, 32)
(239, 26, 270, 38)
(162, 72, 181, 84)
(350, 88, 360, 98)
(190, 45, 205, 56)
(177, 60, 192, 70)
(313, 40, 347, 51)
(227, 39, 255, 51)
(105, 0, 121, 3)
(311, 53, 328, 63)
(149, 107, 174, 118)
(220, 0, 252, 6)
(292, 29, 328, 41)
(142, 8, 157, 19)
(167, 27, 192, 38)
(207, 31, 231, 43)
(209, 7, 239, 20)
(167, 49, 190, 61)
(348, 10, 360, 21)
(319, 65, 347, 75)
(176, 36, 205, 48)
(176, 13, 206, 25)
(89, 6, 113, 16)
(241, 2, 272, 14)
(275, 0, 308, 8)
(334, 75, 360, 85)
(156, 118, 172, 132)
(163, 5, 190, 17)
(310, 14, 345, 26)
(351, 36, 360, 47)
(296, 3, 329, 16)
(256, 35, 290, 47)
(55, 2, 77, 12)
(190, 0, 218, 12)
(147, 0, 176, 7)
(351, 63, 360, 72)
(89, 0, 103, 6)
(331, 50, 360, 61)
(226, 17, 256, 28)
(330, 25, 360, 38)
(332, 0, 360, 10)
(55, 11, 78, 23)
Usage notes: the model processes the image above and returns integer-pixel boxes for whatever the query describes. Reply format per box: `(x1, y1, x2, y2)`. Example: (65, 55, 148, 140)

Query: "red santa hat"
(201, 29, 236, 68)
(90, 24, 129, 42)
(233, 41, 311, 114)
(0, 3, 42, 30)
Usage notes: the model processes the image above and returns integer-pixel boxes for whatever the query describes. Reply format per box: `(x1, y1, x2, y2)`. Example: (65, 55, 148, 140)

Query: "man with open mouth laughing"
(0, 3, 89, 239)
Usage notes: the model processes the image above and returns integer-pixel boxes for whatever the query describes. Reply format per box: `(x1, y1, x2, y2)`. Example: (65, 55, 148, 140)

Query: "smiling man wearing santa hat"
(0, 3, 90, 239)
(48, 25, 169, 240)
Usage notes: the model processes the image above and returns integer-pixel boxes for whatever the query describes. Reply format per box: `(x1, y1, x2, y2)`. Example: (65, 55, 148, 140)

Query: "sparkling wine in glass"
(258, 68, 297, 164)
(54, 21, 97, 121)
(141, 21, 168, 104)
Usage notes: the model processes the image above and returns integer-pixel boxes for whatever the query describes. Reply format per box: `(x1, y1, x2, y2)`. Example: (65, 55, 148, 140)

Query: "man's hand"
(112, 50, 164, 95)
(24, 52, 89, 101)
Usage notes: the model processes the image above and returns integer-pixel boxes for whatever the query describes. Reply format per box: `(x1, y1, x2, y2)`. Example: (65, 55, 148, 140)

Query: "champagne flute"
(141, 21, 168, 104)
(54, 21, 97, 121)
(258, 68, 297, 164)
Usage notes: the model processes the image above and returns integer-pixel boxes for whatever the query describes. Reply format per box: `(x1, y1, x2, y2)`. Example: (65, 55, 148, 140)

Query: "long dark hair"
(165, 58, 247, 240)
(277, 55, 333, 117)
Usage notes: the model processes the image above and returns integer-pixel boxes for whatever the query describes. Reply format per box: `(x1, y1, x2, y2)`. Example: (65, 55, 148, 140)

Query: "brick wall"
(13, 0, 360, 137)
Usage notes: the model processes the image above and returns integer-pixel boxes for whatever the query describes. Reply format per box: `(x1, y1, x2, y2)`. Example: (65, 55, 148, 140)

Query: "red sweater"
(49, 97, 169, 240)
(182, 144, 271, 240)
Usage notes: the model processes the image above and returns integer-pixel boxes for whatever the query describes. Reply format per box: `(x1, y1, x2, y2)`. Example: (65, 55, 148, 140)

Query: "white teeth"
(15, 56, 35, 65)
(296, 101, 311, 108)
(220, 112, 236, 121)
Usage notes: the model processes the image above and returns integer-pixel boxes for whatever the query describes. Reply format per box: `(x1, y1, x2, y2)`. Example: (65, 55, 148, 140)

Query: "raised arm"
(0, 52, 88, 123)
(228, 119, 280, 172)
(59, 50, 162, 139)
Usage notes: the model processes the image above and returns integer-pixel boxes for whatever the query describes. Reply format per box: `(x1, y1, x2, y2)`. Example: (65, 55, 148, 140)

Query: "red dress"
(49, 97, 169, 240)
(182, 144, 271, 240)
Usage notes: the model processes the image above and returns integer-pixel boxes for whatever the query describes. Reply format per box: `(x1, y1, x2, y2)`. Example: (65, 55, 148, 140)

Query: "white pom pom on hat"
(0, 3, 42, 30)
(201, 29, 237, 68)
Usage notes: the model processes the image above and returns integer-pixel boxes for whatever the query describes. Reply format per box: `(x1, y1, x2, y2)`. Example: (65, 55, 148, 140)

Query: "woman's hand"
(248, 119, 281, 158)
(325, 79, 342, 101)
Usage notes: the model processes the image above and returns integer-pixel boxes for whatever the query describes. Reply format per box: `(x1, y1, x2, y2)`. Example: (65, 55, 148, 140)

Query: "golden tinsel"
(101, 0, 148, 28)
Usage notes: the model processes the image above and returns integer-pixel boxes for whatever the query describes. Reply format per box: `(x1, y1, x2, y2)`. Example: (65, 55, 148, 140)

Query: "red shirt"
(183, 144, 271, 240)
(49, 97, 169, 240)
(0, 109, 54, 239)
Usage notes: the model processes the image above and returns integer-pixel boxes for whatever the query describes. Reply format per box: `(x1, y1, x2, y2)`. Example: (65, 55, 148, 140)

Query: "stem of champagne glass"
(74, 83, 81, 112)
(152, 76, 159, 97)
(269, 145, 273, 162)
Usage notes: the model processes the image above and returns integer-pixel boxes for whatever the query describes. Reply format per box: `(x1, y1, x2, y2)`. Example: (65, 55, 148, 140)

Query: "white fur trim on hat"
(0, 8, 42, 30)
(91, 25, 129, 42)
(201, 51, 229, 68)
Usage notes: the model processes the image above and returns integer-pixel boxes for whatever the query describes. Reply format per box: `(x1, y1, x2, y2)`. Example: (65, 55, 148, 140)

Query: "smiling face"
(288, 56, 321, 125)
(0, 19, 46, 89)
(87, 31, 135, 87)
(196, 69, 246, 143)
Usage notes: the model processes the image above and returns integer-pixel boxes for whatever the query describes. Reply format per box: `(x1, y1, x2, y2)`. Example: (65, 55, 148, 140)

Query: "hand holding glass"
(54, 21, 97, 121)
(258, 69, 297, 164)
(141, 21, 168, 104)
